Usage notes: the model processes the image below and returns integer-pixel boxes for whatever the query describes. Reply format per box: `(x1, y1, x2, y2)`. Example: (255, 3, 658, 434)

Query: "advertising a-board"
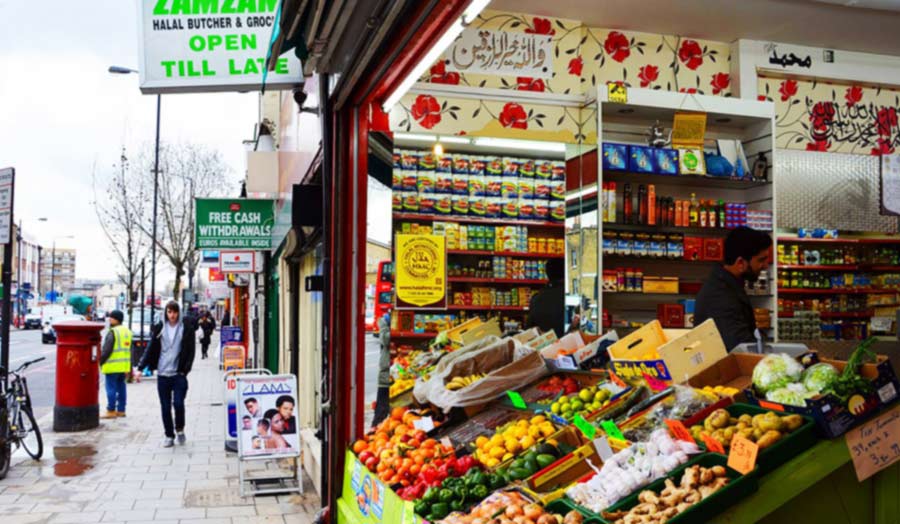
(236, 374, 300, 458)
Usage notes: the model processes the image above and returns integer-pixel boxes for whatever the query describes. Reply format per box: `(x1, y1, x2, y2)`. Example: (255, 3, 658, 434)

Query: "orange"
(391, 407, 406, 421)
(352, 440, 368, 454)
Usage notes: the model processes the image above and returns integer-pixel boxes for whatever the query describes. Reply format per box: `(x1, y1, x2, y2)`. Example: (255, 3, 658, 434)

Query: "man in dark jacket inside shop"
(139, 300, 197, 448)
(695, 226, 772, 351)
(527, 258, 566, 338)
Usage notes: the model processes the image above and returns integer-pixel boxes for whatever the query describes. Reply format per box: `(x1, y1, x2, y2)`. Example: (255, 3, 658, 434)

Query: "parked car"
(41, 314, 87, 344)
(23, 313, 43, 330)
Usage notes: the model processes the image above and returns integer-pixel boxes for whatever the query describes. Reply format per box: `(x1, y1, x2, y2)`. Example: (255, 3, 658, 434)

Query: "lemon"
(489, 446, 507, 459)
(528, 426, 542, 439)
(512, 426, 527, 439)
(520, 435, 536, 449)
(540, 424, 556, 438)
(476, 435, 489, 449)
(489, 434, 504, 447)
(485, 457, 500, 468)
(551, 402, 561, 415)
(545, 438, 558, 447)
(516, 420, 529, 428)
(530, 415, 547, 425)
(502, 452, 514, 462)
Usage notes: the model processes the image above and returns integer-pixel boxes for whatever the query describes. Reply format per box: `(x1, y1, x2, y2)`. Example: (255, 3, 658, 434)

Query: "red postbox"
(53, 321, 105, 432)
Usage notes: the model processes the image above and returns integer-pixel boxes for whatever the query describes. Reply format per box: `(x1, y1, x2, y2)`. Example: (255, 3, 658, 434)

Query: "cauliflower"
(801, 363, 839, 395)
(752, 353, 804, 395)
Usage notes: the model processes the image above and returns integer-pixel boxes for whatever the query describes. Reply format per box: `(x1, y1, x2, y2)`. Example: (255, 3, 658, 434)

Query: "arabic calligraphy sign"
(766, 43, 812, 69)
(447, 28, 553, 78)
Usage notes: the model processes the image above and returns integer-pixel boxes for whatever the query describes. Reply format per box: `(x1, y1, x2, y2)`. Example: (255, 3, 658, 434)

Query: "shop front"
(260, 1, 900, 522)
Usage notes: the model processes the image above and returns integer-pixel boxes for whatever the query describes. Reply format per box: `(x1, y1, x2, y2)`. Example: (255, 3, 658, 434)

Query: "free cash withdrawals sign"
(395, 234, 446, 309)
(137, 0, 303, 93)
(195, 198, 274, 249)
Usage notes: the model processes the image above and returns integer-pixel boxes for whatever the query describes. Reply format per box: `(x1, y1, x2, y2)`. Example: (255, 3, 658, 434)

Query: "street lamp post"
(109, 65, 160, 327)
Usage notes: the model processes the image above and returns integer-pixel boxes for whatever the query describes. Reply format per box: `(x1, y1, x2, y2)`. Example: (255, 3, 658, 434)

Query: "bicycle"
(0, 357, 45, 480)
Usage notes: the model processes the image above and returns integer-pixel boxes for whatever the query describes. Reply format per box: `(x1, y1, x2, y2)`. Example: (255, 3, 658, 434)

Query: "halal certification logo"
(402, 239, 438, 280)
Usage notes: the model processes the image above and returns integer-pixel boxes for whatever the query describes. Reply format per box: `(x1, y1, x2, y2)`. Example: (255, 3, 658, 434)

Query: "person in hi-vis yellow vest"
(100, 310, 132, 418)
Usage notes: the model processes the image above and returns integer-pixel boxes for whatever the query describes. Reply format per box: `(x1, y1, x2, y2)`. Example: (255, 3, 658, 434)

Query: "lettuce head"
(752, 353, 804, 395)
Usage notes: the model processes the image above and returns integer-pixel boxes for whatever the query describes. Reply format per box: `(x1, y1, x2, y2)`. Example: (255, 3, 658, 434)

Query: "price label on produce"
(574, 414, 597, 440)
(728, 434, 759, 475)
(701, 433, 726, 454)
(642, 373, 667, 392)
(845, 403, 900, 482)
(413, 416, 435, 433)
(599, 419, 624, 441)
(593, 437, 614, 460)
(664, 419, 695, 443)
(507, 390, 527, 409)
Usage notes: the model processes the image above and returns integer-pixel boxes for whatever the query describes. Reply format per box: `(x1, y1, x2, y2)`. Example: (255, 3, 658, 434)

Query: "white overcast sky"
(0, 0, 257, 283)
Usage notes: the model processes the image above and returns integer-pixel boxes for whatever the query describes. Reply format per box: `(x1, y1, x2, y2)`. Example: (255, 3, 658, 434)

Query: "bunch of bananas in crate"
(445, 373, 486, 391)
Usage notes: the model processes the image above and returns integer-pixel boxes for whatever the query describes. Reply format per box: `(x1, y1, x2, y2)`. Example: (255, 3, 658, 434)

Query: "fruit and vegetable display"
(601, 464, 731, 524)
(446, 373, 487, 391)
(689, 409, 805, 450)
(497, 446, 564, 482)
(537, 375, 581, 396)
(473, 415, 558, 468)
(352, 407, 455, 486)
(410, 460, 505, 520)
(566, 429, 699, 512)
(699, 385, 741, 398)
(391, 377, 417, 397)
(752, 340, 877, 407)
(550, 386, 613, 421)
(437, 489, 584, 524)
(622, 386, 717, 442)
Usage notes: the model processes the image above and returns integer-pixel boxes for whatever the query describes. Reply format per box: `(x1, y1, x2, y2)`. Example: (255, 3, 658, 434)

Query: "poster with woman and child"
(236, 374, 300, 458)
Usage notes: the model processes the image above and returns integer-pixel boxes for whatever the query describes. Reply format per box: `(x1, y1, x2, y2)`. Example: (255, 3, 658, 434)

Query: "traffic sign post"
(0, 168, 14, 380)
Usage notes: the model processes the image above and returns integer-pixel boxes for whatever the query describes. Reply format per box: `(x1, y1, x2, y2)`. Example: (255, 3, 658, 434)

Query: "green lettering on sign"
(152, 0, 279, 16)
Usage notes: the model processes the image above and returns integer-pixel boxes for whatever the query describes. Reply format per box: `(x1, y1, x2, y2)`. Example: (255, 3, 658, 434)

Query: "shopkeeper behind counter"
(527, 258, 565, 338)
(695, 226, 772, 351)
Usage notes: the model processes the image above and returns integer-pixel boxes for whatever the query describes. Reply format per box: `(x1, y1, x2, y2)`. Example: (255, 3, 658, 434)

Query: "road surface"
(5, 328, 57, 421)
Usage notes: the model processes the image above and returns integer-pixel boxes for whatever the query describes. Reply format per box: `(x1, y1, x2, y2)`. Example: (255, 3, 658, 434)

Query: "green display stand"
(337, 450, 423, 524)
(719, 438, 900, 524)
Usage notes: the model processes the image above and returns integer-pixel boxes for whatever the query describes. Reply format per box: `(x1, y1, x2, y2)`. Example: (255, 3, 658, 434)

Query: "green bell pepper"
(430, 502, 450, 520)
(438, 488, 455, 503)
(423, 487, 439, 504)
(471, 484, 489, 500)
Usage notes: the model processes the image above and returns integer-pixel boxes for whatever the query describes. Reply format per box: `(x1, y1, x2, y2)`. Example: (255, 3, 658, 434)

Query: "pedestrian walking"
(372, 312, 391, 427)
(139, 301, 197, 447)
(100, 310, 132, 419)
(198, 310, 216, 359)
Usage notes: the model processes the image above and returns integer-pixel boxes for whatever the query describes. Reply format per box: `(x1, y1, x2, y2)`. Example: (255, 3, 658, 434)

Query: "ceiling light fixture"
(473, 137, 567, 153)
(394, 133, 470, 144)
(382, 1, 492, 113)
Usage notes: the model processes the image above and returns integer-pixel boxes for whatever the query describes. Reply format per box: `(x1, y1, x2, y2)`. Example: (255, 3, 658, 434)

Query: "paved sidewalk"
(0, 338, 321, 524)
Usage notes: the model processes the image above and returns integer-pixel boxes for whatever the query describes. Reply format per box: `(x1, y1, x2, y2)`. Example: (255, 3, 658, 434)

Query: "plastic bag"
(414, 337, 548, 412)
(412, 335, 499, 404)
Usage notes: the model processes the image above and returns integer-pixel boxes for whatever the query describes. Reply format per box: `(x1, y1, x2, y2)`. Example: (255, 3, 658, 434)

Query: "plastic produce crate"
(715, 403, 818, 475)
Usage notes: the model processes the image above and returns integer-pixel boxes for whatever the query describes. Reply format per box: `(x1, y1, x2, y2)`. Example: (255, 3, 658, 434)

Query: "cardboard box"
(745, 354, 900, 438)
(446, 317, 482, 343)
(657, 304, 685, 328)
(703, 237, 724, 261)
(687, 352, 759, 393)
(459, 318, 501, 345)
(643, 276, 679, 294)
(540, 331, 586, 359)
(684, 237, 704, 261)
(608, 320, 728, 382)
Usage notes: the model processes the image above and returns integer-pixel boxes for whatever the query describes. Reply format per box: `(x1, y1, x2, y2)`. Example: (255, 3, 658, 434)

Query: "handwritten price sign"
(728, 434, 759, 475)
(845, 403, 900, 482)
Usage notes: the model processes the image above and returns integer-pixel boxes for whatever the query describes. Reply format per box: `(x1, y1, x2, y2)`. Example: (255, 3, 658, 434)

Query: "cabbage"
(766, 384, 815, 407)
(752, 353, 804, 395)
(801, 363, 839, 394)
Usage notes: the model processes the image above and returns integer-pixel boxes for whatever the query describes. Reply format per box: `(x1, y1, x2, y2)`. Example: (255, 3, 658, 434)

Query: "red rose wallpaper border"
(759, 75, 900, 155)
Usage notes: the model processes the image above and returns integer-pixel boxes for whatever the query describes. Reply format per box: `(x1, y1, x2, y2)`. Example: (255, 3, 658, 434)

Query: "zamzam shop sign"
(195, 198, 274, 249)
(395, 234, 446, 309)
(138, 0, 303, 94)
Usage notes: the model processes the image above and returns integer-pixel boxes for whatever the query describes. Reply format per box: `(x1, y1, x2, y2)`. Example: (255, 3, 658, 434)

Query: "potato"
(757, 430, 782, 449)
(752, 428, 765, 441)
(722, 427, 736, 443)
(751, 414, 765, 429)
(736, 421, 749, 431)
(739, 414, 753, 425)
(709, 409, 731, 429)
(782, 414, 804, 432)
(739, 428, 755, 442)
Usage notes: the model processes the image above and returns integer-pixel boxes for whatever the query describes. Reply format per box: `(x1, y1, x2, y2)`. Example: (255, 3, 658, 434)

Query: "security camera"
(293, 87, 307, 108)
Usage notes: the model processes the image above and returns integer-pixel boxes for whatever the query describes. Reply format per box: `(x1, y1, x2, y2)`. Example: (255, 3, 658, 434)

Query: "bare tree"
(92, 147, 154, 326)
(137, 143, 232, 299)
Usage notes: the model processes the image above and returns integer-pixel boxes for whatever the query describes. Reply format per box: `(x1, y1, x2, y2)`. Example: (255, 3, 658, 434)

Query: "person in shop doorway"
(527, 258, 565, 338)
(139, 300, 197, 447)
(695, 226, 772, 351)
(198, 311, 216, 359)
(372, 312, 392, 427)
(100, 310, 132, 419)
(221, 308, 231, 327)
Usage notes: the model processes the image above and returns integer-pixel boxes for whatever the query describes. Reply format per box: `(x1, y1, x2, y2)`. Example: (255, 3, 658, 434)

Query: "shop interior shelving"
(390, 141, 568, 344)
(776, 235, 900, 338)
(594, 88, 777, 337)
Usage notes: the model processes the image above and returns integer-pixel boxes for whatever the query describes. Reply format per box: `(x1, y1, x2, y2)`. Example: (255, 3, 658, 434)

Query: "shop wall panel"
(777, 149, 898, 233)
(759, 75, 900, 155)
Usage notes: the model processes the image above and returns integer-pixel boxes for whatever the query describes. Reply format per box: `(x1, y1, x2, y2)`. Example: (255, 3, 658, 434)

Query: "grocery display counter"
(721, 438, 899, 524)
